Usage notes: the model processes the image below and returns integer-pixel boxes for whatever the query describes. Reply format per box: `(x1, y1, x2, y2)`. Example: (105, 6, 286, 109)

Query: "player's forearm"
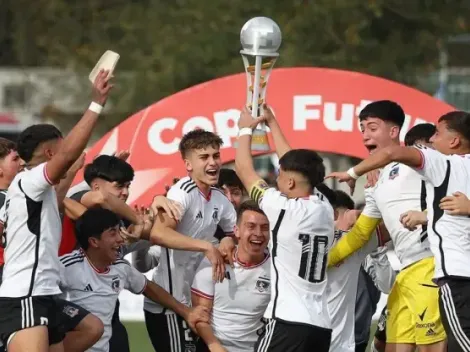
(144, 282, 190, 319)
(234, 135, 254, 177)
(267, 119, 291, 158)
(100, 192, 140, 224)
(328, 215, 380, 267)
(150, 224, 212, 253)
(55, 168, 80, 209)
(353, 146, 422, 177)
(196, 322, 223, 351)
(63, 198, 87, 220)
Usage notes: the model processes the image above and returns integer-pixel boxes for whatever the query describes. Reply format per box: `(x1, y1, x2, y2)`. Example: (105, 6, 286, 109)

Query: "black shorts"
(374, 306, 387, 342)
(144, 311, 197, 352)
(438, 279, 470, 352)
(254, 319, 332, 352)
(0, 295, 80, 346)
(56, 298, 90, 334)
(109, 300, 130, 352)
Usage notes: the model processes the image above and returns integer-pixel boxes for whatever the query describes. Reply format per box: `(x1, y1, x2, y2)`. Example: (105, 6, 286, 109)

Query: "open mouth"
(206, 169, 218, 177)
(249, 239, 264, 248)
(365, 145, 377, 153)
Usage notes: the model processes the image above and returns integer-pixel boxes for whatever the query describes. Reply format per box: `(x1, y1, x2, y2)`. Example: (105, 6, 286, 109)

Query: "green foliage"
(1, 0, 469, 131)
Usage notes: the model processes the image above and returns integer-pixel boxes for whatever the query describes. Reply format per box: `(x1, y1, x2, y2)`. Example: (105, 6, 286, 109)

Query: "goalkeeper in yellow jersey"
(327, 101, 446, 352)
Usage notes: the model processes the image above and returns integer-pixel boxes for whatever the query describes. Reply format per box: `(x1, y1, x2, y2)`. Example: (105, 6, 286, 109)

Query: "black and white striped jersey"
(144, 176, 237, 314)
(414, 145, 470, 279)
(0, 163, 62, 297)
(59, 249, 147, 352)
(250, 185, 335, 329)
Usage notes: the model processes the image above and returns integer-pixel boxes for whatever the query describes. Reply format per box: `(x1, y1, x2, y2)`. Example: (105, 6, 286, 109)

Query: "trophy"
(239, 17, 282, 151)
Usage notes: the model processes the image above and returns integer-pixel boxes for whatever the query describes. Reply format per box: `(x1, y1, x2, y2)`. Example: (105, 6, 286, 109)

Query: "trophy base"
(234, 129, 270, 151)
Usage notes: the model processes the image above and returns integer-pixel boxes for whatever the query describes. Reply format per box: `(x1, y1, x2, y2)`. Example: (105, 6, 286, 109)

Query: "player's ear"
(450, 135, 461, 149)
(184, 159, 193, 172)
(91, 181, 100, 191)
(287, 177, 295, 190)
(389, 125, 400, 140)
(88, 236, 100, 249)
(234, 224, 241, 241)
(333, 208, 339, 221)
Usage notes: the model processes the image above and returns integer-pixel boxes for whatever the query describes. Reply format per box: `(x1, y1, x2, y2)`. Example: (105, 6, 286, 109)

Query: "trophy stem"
(252, 56, 262, 118)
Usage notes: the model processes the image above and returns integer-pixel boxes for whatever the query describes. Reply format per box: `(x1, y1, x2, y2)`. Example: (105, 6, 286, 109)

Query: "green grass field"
(124, 321, 378, 351)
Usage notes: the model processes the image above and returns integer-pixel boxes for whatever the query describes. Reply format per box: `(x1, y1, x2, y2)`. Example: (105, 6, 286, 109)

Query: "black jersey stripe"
(60, 253, 85, 264)
(64, 258, 85, 267)
(270, 209, 286, 319)
(18, 180, 43, 297)
(431, 161, 451, 277)
(162, 247, 173, 314)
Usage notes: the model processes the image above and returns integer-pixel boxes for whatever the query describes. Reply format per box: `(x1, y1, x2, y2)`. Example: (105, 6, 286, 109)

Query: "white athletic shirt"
(251, 186, 335, 329)
(144, 177, 237, 314)
(327, 230, 378, 352)
(0, 163, 62, 297)
(59, 250, 147, 352)
(413, 145, 470, 279)
(191, 252, 271, 352)
(362, 163, 432, 268)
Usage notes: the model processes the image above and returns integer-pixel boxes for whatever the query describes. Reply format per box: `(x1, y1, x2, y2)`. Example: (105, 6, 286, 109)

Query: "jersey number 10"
(298, 234, 328, 283)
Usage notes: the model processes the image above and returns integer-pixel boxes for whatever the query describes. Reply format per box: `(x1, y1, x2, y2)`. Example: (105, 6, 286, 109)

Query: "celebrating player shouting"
(326, 101, 446, 352)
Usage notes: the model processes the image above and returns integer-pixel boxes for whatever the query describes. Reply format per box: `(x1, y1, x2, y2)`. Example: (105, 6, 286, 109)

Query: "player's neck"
(453, 146, 470, 155)
(236, 248, 265, 267)
(0, 178, 10, 190)
(193, 179, 211, 197)
(85, 250, 111, 272)
(27, 156, 47, 169)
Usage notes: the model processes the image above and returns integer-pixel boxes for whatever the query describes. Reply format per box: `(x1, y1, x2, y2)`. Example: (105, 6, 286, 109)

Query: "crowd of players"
(0, 70, 469, 352)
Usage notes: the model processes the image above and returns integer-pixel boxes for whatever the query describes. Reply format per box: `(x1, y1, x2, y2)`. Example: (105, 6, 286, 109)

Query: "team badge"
(389, 166, 399, 180)
(63, 305, 79, 318)
(212, 207, 219, 221)
(111, 276, 121, 292)
(255, 277, 270, 292)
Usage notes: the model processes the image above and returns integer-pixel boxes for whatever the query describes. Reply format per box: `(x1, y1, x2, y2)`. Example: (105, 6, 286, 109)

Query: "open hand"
(399, 210, 427, 231)
(325, 171, 357, 196)
(186, 306, 211, 332)
(238, 106, 264, 130)
(151, 196, 183, 221)
(440, 192, 470, 216)
(92, 69, 114, 106)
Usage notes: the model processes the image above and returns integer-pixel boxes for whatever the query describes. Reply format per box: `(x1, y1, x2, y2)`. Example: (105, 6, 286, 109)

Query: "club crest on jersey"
(255, 277, 270, 292)
(389, 166, 399, 180)
(212, 207, 219, 221)
(63, 305, 79, 318)
(111, 276, 120, 292)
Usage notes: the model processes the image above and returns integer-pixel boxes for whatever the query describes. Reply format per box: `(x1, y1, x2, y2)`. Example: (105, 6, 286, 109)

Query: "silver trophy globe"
(239, 17, 282, 151)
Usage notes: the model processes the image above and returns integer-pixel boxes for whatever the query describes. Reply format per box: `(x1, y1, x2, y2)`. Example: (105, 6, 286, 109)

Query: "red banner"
(75, 67, 454, 205)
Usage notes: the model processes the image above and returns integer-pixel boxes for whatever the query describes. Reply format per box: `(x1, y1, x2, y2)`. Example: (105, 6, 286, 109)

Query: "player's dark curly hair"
(236, 200, 266, 224)
(75, 208, 121, 250)
(17, 124, 63, 163)
(178, 129, 223, 158)
(278, 149, 325, 190)
(84, 155, 134, 186)
(0, 138, 16, 160)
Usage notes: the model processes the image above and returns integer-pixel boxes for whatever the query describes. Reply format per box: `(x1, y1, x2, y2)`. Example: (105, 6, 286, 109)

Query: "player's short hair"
(404, 123, 436, 146)
(279, 149, 325, 190)
(178, 129, 223, 159)
(333, 190, 355, 210)
(217, 169, 244, 191)
(0, 138, 17, 160)
(75, 208, 121, 250)
(84, 155, 135, 186)
(438, 111, 470, 145)
(237, 200, 266, 224)
(359, 100, 405, 129)
(17, 124, 63, 163)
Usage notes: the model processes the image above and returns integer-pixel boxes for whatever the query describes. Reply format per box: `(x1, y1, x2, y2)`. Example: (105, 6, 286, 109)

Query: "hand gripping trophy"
(239, 17, 282, 151)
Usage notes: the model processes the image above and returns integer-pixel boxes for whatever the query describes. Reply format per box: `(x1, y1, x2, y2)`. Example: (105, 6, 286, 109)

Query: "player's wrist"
(238, 127, 253, 137)
(347, 167, 359, 180)
(88, 101, 104, 114)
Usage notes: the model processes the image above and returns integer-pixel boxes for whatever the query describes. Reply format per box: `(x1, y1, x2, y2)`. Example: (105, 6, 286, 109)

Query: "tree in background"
(0, 0, 469, 132)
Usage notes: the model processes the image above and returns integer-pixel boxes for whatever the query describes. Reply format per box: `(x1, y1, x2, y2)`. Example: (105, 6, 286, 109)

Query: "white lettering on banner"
(147, 95, 430, 155)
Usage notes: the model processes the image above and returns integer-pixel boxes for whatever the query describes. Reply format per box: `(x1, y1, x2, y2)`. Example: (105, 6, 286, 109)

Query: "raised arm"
(234, 107, 269, 193)
(45, 70, 113, 184)
(261, 105, 291, 158)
